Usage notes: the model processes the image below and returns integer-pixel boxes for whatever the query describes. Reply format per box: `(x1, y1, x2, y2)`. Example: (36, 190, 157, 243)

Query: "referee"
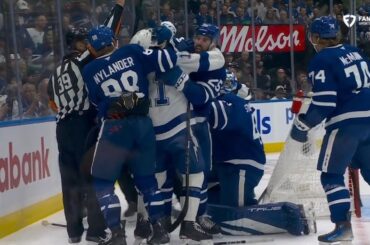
(47, 1, 125, 243)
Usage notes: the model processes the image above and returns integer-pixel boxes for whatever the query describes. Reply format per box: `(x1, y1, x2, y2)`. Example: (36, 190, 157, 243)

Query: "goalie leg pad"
(320, 172, 351, 223)
(207, 202, 309, 236)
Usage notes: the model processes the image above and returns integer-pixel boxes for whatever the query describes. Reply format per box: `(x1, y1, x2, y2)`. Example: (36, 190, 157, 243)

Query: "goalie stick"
(168, 102, 191, 233)
(349, 167, 362, 218)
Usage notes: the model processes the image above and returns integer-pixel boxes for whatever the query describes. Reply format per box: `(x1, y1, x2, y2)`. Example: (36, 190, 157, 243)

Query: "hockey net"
(259, 97, 361, 218)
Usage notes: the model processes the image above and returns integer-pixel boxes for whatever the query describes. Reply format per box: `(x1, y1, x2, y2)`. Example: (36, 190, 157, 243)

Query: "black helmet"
(65, 27, 88, 48)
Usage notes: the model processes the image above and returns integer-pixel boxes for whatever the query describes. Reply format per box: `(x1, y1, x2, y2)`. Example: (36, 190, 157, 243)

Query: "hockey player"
(159, 23, 227, 238)
(47, 1, 124, 243)
(131, 22, 225, 243)
(81, 25, 175, 245)
(290, 16, 370, 244)
(209, 69, 266, 207)
(204, 71, 310, 237)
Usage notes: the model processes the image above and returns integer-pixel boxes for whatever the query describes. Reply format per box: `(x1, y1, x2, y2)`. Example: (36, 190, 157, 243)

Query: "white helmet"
(161, 21, 176, 38)
(130, 28, 157, 49)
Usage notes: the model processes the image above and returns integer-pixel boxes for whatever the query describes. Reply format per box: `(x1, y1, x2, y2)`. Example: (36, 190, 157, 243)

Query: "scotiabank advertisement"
(220, 25, 306, 53)
(0, 101, 293, 218)
(251, 100, 294, 143)
(0, 121, 60, 216)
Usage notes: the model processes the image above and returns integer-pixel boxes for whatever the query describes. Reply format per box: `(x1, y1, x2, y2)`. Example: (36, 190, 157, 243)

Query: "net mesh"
(259, 122, 331, 217)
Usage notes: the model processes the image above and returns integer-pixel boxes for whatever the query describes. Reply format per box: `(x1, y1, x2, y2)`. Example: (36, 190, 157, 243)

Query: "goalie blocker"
(207, 202, 315, 236)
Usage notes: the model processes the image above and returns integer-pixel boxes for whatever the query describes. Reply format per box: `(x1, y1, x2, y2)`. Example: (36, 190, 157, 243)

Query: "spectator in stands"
(66, 0, 93, 28)
(263, 9, 279, 24)
(234, 6, 251, 24)
(235, 51, 252, 71)
(272, 68, 292, 96)
(252, 88, 267, 101)
(295, 70, 311, 94)
(264, 0, 280, 20)
(0, 83, 21, 121)
(270, 85, 287, 100)
(21, 13, 48, 57)
(21, 82, 40, 118)
(279, 10, 290, 24)
(358, 0, 370, 15)
(224, 52, 235, 64)
(311, 7, 321, 20)
(15, 0, 32, 27)
(160, 2, 175, 23)
(209, 0, 218, 13)
(296, 7, 310, 25)
(255, 61, 272, 96)
(220, 4, 235, 24)
(9, 53, 28, 80)
(37, 78, 54, 116)
(195, 4, 213, 27)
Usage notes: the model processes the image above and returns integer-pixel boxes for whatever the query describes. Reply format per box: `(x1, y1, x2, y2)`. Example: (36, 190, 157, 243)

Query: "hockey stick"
(41, 220, 67, 228)
(168, 102, 191, 232)
(214, 237, 274, 244)
(132, 0, 143, 35)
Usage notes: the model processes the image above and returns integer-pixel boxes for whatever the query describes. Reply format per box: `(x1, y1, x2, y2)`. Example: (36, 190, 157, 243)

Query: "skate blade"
(319, 241, 352, 245)
(180, 238, 213, 245)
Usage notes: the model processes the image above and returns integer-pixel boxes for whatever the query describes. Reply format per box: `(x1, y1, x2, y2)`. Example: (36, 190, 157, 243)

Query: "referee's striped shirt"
(48, 54, 90, 122)
(47, 3, 124, 122)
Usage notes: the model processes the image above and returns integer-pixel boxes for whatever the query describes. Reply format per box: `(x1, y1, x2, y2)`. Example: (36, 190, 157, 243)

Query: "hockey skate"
(98, 227, 126, 245)
(147, 218, 170, 245)
(318, 221, 353, 245)
(179, 221, 213, 244)
(197, 215, 222, 236)
(134, 213, 152, 244)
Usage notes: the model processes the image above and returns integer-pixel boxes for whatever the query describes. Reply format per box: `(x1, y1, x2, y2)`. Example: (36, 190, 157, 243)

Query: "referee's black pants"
(56, 111, 106, 239)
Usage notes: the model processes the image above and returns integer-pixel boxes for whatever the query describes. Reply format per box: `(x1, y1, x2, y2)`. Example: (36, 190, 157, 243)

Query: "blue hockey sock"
(321, 172, 351, 223)
(161, 179, 174, 216)
(134, 174, 165, 223)
(197, 182, 208, 216)
(93, 178, 121, 230)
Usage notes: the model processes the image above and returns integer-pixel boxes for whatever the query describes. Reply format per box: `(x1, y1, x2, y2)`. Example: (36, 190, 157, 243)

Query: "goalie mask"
(221, 69, 238, 94)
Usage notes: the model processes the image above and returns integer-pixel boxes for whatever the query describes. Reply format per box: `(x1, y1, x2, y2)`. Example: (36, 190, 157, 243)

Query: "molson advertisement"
(220, 25, 306, 53)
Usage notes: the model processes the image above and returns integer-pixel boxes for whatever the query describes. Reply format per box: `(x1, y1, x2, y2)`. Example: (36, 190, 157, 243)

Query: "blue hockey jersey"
(303, 44, 370, 130)
(209, 93, 266, 169)
(82, 44, 177, 118)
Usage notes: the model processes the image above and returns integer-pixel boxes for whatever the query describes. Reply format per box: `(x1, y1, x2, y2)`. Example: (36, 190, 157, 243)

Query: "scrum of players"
(78, 20, 312, 245)
(53, 2, 370, 244)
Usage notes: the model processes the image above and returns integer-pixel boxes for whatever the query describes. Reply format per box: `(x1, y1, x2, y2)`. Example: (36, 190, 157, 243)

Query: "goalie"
(205, 70, 311, 236)
(290, 16, 370, 244)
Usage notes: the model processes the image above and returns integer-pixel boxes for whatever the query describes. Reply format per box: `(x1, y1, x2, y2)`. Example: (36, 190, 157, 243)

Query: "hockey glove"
(154, 26, 172, 46)
(290, 114, 310, 143)
(176, 39, 195, 52)
(159, 66, 189, 91)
